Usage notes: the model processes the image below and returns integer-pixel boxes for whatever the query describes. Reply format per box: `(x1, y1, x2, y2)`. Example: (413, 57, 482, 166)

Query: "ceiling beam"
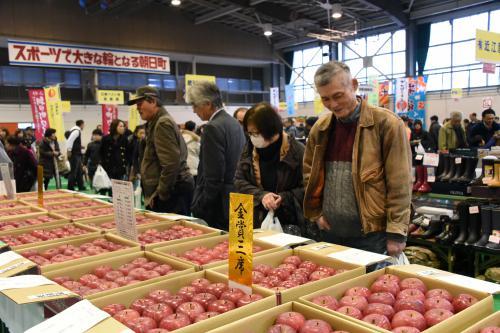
(355, 0, 408, 27)
(194, 5, 242, 25)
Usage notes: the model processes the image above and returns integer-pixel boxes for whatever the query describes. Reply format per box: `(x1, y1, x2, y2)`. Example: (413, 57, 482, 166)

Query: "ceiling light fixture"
(171, 0, 181, 6)
(263, 23, 273, 36)
(331, 3, 342, 19)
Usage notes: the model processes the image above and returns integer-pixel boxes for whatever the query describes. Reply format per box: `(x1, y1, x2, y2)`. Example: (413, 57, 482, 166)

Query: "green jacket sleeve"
(154, 119, 181, 201)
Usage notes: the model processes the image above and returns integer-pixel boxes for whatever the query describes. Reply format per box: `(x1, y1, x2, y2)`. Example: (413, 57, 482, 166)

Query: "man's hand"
(387, 239, 406, 256)
(316, 215, 331, 231)
(261, 193, 281, 211)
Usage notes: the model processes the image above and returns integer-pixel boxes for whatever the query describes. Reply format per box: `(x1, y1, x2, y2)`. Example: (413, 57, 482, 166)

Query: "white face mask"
(250, 135, 270, 148)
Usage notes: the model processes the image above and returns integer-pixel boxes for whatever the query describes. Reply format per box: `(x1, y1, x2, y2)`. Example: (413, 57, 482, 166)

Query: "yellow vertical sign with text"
(128, 93, 140, 132)
(46, 102, 65, 142)
(475, 29, 500, 64)
(228, 193, 253, 293)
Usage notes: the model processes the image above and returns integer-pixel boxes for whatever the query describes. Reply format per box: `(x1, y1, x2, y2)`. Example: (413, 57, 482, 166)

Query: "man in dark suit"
(188, 81, 246, 230)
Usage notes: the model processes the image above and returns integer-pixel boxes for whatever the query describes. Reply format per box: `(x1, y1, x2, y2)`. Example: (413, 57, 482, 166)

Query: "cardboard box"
(253, 230, 315, 248)
(55, 205, 116, 222)
(15, 189, 75, 199)
(22, 193, 88, 206)
(110, 220, 222, 251)
(85, 317, 132, 333)
(0, 205, 47, 220)
(209, 248, 365, 304)
(0, 212, 70, 232)
(299, 266, 493, 333)
(75, 212, 180, 231)
(43, 251, 195, 300)
(0, 251, 38, 277)
(0, 223, 100, 251)
(42, 198, 111, 212)
(0, 199, 32, 210)
(207, 301, 384, 333)
(18, 234, 141, 273)
(153, 234, 284, 271)
(90, 270, 276, 333)
(460, 298, 499, 332)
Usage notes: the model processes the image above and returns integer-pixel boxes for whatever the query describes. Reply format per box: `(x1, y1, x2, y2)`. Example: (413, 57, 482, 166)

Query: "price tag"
(0, 163, 15, 199)
(28, 291, 73, 300)
(307, 244, 333, 251)
(258, 233, 311, 247)
(423, 153, 439, 167)
(327, 248, 390, 266)
(427, 168, 436, 183)
(455, 157, 462, 164)
(488, 234, 500, 244)
(111, 180, 137, 241)
(415, 154, 424, 161)
(469, 206, 479, 214)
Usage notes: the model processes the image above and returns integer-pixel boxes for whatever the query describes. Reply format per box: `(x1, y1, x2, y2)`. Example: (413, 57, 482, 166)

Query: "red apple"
(282, 255, 302, 267)
(336, 306, 363, 320)
(452, 294, 478, 313)
(424, 308, 453, 327)
(267, 324, 297, 333)
(190, 278, 211, 292)
(254, 264, 273, 275)
(399, 278, 427, 294)
(391, 327, 421, 333)
(142, 271, 161, 281)
(362, 314, 392, 330)
(364, 303, 395, 320)
(192, 293, 218, 309)
(300, 319, 332, 333)
(104, 270, 124, 282)
(345, 287, 372, 298)
(376, 274, 401, 285)
(371, 280, 400, 296)
(130, 298, 156, 315)
(237, 294, 264, 307)
(194, 311, 220, 323)
(207, 299, 236, 313)
(311, 295, 339, 311)
(177, 286, 198, 301)
(176, 301, 205, 321)
(270, 268, 291, 281)
(153, 264, 172, 276)
(206, 283, 228, 298)
(316, 266, 336, 276)
(147, 289, 171, 303)
(394, 299, 425, 314)
(278, 264, 297, 273)
(298, 261, 318, 273)
(158, 313, 191, 331)
(113, 309, 141, 324)
(425, 289, 453, 302)
(397, 289, 426, 303)
(339, 295, 368, 312)
(93, 265, 113, 278)
(391, 310, 427, 331)
(118, 263, 137, 275)
(368, 292, 396, 306)
(252, 271, 266, 284)
(163, 295, 189, 310)
(102, 303, 126, 316)
(308, 271, 330, 281)
(275, 312, 306, 331)
(424, 297, 454, 313)
(220, 288, 245, 303)
(479, 327, 500, 333)
(129, 317, 157, 333)
(142, 303, 173, 323)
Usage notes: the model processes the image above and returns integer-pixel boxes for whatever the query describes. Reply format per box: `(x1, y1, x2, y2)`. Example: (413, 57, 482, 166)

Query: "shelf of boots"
(407, 237, 455, 272)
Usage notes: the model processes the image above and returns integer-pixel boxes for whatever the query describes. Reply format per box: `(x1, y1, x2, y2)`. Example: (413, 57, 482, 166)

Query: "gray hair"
(186, 81, 224, 109)
(314, 61, 352, 87)
(450, 111, 462, 120)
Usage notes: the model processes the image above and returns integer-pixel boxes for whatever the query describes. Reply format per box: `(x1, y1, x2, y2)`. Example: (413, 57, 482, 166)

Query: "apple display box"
(17, 233, 141, 273)
(109, 220, 222, 251)
(209, 248, 365, 305)
(0, 199, 34, 210)
(459, 300, 499, 333)
(0, 251, 38, 278)
(0, 212, 70, 233)
(0, 205, 47, 221)
(75, 212, 177, 231)
(207, 301, 383, 333)
(40, 198, 111, 212)
(0, 222, 100, 251)
(152, 234, 284, 271)
(299, 266, 492, 333)
(15, 189, 76, 199)
(54, 205, 116, 222)
(90, 270, 276, 333)
(22, 193, 88, 206)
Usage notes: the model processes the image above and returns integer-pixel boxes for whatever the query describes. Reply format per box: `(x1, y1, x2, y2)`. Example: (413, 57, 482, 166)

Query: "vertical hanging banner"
(44, 85, 65, 141)
(228, 193, 253, 294)
(368, 78, 379, 106)
(269, 87, 280, 109)
(102, 105, 118, 135)
(395, 77, 427, 127)
(128, 93, 140, 132)
(379, 81, 390, 108)
(28, 89, 50, 141)
(394, 78, 409, 114)
(284, 84, 295, 116)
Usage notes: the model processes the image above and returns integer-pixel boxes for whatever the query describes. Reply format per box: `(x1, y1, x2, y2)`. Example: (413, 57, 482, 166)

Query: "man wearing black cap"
(128, 86, 193, 214)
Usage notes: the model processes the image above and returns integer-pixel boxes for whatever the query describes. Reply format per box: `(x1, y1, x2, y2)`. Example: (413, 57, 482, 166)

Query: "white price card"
(455, 157, 462, 164)
(415, 154, 424, 161)
(327, 248, 390, 266)
(0, 251, 23, 267)
(0, 163, 15, 199)
(258, 233, 312, 247)
(0, 275, 55, 291)
(112, 180, 138, 241)
(24, 300, 110, 333)
(423, 153, 439, 167)
(435, 275, 500, 294)
(469, 206, 479, 214)
(427, 167, 436, 183)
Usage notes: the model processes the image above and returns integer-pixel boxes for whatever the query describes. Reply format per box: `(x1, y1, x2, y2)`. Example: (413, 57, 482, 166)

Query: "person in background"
(66, 120, 86, 191)
(410, 119, 435, 156)
(129, 125, 145, 188)
(304, 117, 318, 139)
(233, 107, 248, 126)
(303, 61, 412, 256)
(235, 102, 305, 229)
(189, 81, 245, 230)
(14, 129, 24, 140)
(469, 112, 480, 124)
(128, 86, 193, 214)
(181, 121, 200, 183)
(96, 125, 103, 132)
(5, 136, 37, 192)
(468, 108, 500, 148)
(401, 116, 412, 141)
(428, 115, 441, 151)
(83, 129, 103, 187)
(438, 111, 467, 152)
(463, 119, 471, 136)
(38, 128, 61, 190)
(0, 128, 9, 145)
(284, 118, 299, 138)
(99, 119, 131, 194)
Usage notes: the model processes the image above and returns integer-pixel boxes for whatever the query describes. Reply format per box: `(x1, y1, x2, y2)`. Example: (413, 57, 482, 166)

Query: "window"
(45, 69, 62, 85)
(338, 29, 406, 85)
(1, 66, 22, 86)
(290, 45, 330, 102)
(424, 9, 499, 91)
(23, 68, 44, 86)
(64, 70, 81, 87)
(98, 71, 116, 88)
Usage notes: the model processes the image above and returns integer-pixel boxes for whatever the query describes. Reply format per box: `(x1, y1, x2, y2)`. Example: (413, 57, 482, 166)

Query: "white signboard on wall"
(270, 87, 280, 109)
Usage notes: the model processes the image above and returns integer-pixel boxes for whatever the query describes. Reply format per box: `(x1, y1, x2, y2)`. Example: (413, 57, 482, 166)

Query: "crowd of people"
(2, 60, 499, 257)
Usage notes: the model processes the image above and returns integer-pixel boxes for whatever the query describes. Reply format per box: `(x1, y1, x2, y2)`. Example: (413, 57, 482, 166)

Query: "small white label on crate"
(415, 154, 424, 161)
(0, 275, 55, 291)
(258, 233, 311, 247)
(0, 261, 31, 275)
(327, 248, 390, 266)
(469, 206, 479, 214)
(455, 157, 462, 164)
(489, 235, 500, 244)
(0, 251, 23, 267)
(423, 153, 439, 167)
(416, 269, 440, 277)
(28, 291, 73, 300)
(308, 244, 333, 251)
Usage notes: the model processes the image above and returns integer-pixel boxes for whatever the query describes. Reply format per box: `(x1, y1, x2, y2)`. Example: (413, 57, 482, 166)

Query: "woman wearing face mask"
(235, 102, 306, 230)
(99, 119, 131, 194)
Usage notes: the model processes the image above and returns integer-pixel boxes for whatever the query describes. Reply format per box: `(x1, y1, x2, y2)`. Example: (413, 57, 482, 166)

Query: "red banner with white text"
(28, 89, 50, 141)
(102, 104, 118, 135)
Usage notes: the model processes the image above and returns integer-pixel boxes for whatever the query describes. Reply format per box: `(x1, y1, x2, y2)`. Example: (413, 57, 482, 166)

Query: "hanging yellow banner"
(46, 102, 65, 142)
(60, 101, 71, 113)
(44, 85, 61, 104)
(97, 90, 124, 105)
(451, 88, 463, 99)
(475, 29, 500, 64)
(228, 193, 253, 293)
(128, 93, 140, 132)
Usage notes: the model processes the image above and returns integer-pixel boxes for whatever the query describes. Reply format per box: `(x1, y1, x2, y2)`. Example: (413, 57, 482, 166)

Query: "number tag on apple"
(469, 206, 479, 214)
(427, 168, 436, 182)
(455, 157, 462, 164)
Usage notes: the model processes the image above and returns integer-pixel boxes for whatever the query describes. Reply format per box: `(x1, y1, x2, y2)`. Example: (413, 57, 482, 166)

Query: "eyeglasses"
(247, 131, 260, 137)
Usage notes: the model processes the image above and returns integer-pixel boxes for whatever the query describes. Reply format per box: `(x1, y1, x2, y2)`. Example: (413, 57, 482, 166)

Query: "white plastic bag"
(92, 165, 112, 191)
(134, 180, 142, 209)
(260, 210, 283, 233)
(388, 252, 410, 266)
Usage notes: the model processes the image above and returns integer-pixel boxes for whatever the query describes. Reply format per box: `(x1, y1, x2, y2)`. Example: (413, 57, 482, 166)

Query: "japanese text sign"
(28, 89, 50, 141)
(8, 40, 170, 74)
(97, 90, 124, 105)
(111, 180, 138, 242)
(102, 105, 118, 135)
(128, 94, 140, 132)
(476, 29, 500, 64)
(228, 193, 253, 293)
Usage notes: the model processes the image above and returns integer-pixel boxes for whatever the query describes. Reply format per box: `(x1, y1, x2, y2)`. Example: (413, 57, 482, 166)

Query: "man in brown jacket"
(303, 61, 412, 256)
(128, 86, 193, 214)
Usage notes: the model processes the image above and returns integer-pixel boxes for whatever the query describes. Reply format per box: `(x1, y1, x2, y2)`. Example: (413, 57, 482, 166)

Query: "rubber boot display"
(435, 216, 452, 240)
(440, 217, 460, 245)
(420, 219, 444, 239)
(488, 161, 500, 188)
(450, 157, 466, 182)
(418, 167, 432, 193)
(454, 201, 469, 244)
(457, 157, 478, 183)
(486, 207, 500, 251)
(441, 156, 456, 182)
(413, 165, 425, 192)
(464, 204, 482, 245)
(482, 158, 497, 185)
(474, 205, 493, 247)
(436, 154, 449, 181)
